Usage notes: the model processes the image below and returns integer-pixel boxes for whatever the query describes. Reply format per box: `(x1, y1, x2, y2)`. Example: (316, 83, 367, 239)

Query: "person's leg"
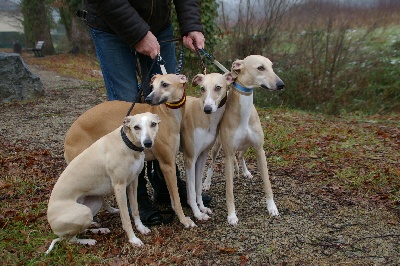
(90, 28, 139, 102)
(90, 27, 162, 225)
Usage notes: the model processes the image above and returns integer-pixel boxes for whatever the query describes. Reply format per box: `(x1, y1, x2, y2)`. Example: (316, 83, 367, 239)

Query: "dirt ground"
(1, 64, 399, 265)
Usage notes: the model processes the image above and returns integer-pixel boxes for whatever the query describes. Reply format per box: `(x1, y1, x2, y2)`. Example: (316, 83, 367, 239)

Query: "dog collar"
(120, 127, 144, 152)
(232, 82, 253, 95)
(165, 92, 186, 109)
(218, 93, 228, 108)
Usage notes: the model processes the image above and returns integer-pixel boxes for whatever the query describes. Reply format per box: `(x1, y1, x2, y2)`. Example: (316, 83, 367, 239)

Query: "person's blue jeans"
(90, 24, 177, 101)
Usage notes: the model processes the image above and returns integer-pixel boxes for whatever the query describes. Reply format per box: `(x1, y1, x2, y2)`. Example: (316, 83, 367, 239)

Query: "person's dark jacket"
(83, 0, 203, 49)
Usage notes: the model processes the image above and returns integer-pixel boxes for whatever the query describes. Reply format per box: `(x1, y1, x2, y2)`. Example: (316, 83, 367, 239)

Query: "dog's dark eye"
(215, 86, 221, 91)
(257, 66, 265, 71)
(134, 125, 140, 130)
(151, 122, 157, 127)
(161, 81, 169, 88)
(200, 86, 205, 92)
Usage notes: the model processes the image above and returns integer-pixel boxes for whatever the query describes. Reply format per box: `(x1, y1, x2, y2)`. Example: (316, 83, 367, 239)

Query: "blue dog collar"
(233, 82, 253, 94)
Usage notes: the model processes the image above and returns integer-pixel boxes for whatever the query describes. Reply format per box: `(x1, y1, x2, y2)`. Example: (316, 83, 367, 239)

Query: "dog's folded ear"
(224, 72, 234, 85)
(154, 114, 161, 124)
(177, 74, 187, 84)
(151, 74, 160, 85)
(192, 74, 204, 87)
(231, 59, 244, 79)
(123, 117, 131, 131)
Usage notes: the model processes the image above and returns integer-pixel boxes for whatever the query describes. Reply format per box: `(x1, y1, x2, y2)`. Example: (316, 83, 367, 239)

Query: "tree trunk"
(21, 0, 55, 55)
(58, 2, 94, 55)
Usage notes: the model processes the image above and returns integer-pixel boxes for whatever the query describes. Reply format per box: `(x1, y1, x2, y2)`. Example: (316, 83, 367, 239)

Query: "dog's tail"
(45, 237, 62, 254)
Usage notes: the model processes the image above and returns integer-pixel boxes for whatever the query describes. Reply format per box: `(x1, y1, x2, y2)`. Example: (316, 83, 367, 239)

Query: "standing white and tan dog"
(46, 112, 161, 254)
(209, 55, 285, 225)
(63, 74, 196, 228)
(181, 73, 233, 221)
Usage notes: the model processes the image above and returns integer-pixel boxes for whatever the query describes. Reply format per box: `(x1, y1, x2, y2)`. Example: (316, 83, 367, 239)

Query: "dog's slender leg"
(204, 140, 221, 191)
(237, 151, 253, 179)
(224, 153, 238, 225)
(159, 160, 196, 228)
(186, 157, 210, 221)
(114, 183, 144, 246)
(127, 178, 150, 235)
(195, 151, 212, 215)
(255, 147, 279, 216)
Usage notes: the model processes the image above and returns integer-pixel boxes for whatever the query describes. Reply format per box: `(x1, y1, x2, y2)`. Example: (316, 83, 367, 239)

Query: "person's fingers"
(183, 31, 205, 51)
(135, 31, 160, 59)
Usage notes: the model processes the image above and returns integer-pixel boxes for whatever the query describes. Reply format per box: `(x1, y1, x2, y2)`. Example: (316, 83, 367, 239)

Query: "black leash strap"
(125, 58, 157, 117)
(193, 40, 207, 75)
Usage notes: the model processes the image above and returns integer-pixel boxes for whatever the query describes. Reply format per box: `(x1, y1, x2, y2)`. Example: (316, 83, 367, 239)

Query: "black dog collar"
(120, 127, 144, 152)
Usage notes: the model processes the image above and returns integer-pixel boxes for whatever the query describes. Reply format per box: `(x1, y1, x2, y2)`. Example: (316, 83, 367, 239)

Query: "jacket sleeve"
(173, 0, 203, 37)
(95, 0, 150, 49)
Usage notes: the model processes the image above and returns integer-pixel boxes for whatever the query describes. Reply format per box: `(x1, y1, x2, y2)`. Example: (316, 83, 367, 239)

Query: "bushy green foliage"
(255, 27, 400, 115)
(171, 0, 221, 77)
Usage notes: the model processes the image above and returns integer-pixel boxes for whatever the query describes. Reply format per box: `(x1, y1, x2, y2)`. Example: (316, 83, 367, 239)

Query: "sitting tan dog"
(46, 112, 161, 254)
(64, 74, 196, 228)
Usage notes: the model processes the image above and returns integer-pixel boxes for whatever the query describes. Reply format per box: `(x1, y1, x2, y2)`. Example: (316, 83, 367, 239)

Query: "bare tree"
(217, 0, 297, 59)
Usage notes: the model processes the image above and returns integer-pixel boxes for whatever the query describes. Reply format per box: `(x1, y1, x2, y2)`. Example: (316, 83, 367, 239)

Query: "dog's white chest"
(193, 111, 223, 153)
(127, 156, 145, 183)
(233, 95, 258, 150)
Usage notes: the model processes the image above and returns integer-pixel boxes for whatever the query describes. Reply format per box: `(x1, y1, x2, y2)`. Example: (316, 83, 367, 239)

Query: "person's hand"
(135, 31, 160, 59)
(183, 31, 205, 51)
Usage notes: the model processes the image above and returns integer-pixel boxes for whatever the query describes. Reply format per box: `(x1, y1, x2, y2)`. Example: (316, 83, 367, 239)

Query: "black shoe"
(149, 160, 212, 207)
(138, 195, 163, 226)
(154, 177, 213, 207)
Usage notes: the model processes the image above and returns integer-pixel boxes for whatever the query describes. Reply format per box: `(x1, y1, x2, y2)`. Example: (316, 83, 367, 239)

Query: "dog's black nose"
(143, 139, 153, 148)
(145, 95, 153, 104)
(276, 80, 285, 90)
(204, 106, 212, 114)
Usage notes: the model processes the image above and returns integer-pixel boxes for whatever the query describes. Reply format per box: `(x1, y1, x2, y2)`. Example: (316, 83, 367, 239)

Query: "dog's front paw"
(181, 217, 196, 228)
(227, 213, 238, 226)
(200, 206, 213, 215)
(266, 198, 279, 216)
(74, 238, 97, 246)
(243, 171, 253, 179)
(129, 237, 144, 247)
(195, 212, 211, 221)
(136, 224, 151, 235)
(89, 228, 111, 234)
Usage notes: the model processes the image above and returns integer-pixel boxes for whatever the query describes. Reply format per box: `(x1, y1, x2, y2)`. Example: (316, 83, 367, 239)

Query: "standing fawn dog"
(64, 74, 197, 228)
(46, 112, 161, 254)
(210, 55, 285, 225)
(181, 73, 233, 221)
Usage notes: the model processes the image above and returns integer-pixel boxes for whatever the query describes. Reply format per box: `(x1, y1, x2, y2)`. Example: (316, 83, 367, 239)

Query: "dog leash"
(125, 57, 158, 117)
(199, 49, 230, 73)
(192, 41, 230, 74)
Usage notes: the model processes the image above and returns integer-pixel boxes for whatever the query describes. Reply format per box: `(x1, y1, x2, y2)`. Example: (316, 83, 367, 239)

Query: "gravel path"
(1, 64, 399, 265)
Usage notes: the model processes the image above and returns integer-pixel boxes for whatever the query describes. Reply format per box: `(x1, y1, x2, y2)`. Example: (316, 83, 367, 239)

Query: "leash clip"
(157, 54, 167, 74)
